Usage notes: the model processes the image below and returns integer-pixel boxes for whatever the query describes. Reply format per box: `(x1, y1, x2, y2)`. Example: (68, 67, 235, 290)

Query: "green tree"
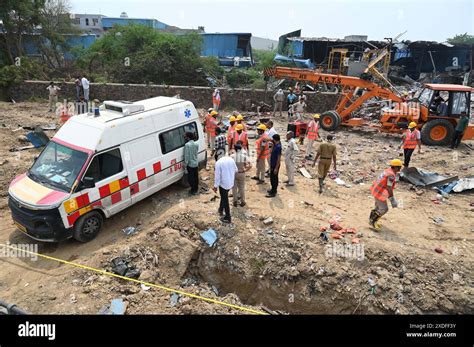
(0, 0, 45, 64)
(76, 25, 208, 85)
(36, 0, 78, 68)
(447, 33, 474, 45)
(252, 49, 275, 71)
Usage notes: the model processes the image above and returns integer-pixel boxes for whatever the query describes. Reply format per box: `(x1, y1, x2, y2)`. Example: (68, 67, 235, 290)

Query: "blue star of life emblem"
(184, 109, 191, 118)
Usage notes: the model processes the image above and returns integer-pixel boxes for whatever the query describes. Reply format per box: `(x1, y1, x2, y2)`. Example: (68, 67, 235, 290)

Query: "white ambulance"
(8, 97, 206, 242)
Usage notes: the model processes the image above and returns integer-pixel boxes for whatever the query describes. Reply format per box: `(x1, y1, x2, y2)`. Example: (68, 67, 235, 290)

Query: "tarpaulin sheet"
(274, 54, 315, 68)
(399, 167, 458, 188)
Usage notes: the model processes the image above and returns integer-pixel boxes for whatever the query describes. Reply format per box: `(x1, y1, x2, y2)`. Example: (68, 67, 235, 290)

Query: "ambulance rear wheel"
(73, 211, 103, 242)
(320, 111, 341, 131)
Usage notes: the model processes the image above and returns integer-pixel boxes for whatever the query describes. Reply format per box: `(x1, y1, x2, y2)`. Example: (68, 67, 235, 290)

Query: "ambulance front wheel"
(73, 211, 103, 242)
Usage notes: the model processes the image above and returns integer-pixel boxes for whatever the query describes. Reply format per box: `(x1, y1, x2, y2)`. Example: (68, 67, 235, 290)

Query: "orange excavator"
(264, 65, 474, 146)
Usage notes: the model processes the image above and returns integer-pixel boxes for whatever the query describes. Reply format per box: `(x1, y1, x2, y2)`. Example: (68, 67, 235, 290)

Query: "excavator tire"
(320, 111, 341, 131)
(421, 119, 454, 146)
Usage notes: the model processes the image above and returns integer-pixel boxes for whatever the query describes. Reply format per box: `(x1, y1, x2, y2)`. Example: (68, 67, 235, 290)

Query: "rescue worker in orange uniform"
(205, 110, 218, 150)
(230, 124, 248, 152)
(236, 114, 247, 131)
(251, 124, 270, 184)
(399, 121, 421, 168)
(227, 115, 237, 148)
(305, 113, 320, 159)
(369, 159, 403, 230)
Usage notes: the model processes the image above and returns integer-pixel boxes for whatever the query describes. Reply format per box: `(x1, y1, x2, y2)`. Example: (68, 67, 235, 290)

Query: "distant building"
(251, 36, 278, 51)
(200, 33, 254, 67)
(344, 35, 368, 42)
(276, 30, 473, 84)
(102, 15, 169, 32)
(71, 14, 105, 37)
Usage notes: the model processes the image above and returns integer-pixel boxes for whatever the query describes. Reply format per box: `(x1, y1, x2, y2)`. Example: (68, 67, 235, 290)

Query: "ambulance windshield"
(28, 141, 89, 192)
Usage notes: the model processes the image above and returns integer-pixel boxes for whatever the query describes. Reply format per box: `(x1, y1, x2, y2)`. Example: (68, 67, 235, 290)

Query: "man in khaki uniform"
(231, 141, 252, 207)
(46, 82, 60, 112)
(312, 134, 337, 193)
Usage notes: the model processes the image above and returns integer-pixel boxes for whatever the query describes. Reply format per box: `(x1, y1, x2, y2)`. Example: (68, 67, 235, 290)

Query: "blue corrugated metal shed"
(200, 33, 253, 67)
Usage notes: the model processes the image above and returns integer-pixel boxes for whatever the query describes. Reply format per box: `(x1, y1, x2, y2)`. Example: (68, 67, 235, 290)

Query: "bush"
(75, 25, 210, 86)
(0, 58, 50, 89)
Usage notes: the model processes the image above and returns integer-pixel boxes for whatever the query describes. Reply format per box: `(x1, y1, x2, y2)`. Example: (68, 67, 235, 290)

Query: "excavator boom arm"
(264, 66, 403, 119)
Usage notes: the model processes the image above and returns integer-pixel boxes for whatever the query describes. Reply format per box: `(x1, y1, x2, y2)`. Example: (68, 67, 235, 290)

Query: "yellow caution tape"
(0, 243, 267, 315)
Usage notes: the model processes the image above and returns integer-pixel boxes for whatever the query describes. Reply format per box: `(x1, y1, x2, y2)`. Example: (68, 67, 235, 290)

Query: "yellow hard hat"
(229, 116, 236, 122)
(257, 124, 267, 131)
(236, 114, 244, 121)
(235, 124, 244, 131)
(389, 159, 403, 167)
(210, 110, 218, 116)
(408, 122, 417, 129)
(313, 113, 320, 119)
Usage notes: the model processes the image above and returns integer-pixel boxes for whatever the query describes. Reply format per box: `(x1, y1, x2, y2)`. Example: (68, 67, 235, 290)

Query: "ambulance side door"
(81, 147, 131, 216)
(123, 134, 162, 204)
(157, 121, 199, 188)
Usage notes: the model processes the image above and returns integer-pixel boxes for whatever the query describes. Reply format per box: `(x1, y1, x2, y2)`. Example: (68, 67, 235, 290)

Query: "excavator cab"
(380, 84, 473, 146)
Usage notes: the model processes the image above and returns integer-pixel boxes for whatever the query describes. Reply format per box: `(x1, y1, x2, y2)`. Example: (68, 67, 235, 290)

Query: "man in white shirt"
(292, 99, 306, 121)
(272, 89, 285, 117)
(81, 75, 90, 102)
(284, 131, 299, 186)
(213, 155, 238, 223)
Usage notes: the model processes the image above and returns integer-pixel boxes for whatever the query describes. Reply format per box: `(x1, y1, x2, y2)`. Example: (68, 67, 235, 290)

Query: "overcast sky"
(70, 0, 473, 42)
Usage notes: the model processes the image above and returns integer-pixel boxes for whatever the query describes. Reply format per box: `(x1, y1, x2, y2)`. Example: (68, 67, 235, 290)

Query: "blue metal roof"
(201, 33, 252, 37)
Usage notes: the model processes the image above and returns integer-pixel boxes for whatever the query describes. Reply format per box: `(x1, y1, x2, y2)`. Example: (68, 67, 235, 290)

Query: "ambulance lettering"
(168, 159, 183, 174)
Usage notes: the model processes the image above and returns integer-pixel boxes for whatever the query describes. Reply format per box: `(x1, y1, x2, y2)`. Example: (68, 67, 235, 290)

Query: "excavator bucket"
(462, 125, 474, 140)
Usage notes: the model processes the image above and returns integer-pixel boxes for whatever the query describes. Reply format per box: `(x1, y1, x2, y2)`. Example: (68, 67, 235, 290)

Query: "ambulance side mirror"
(81, 176, 95, 189)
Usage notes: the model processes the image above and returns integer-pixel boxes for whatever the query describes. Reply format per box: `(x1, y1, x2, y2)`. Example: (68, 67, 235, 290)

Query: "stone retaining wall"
(10, 80, 340, 113)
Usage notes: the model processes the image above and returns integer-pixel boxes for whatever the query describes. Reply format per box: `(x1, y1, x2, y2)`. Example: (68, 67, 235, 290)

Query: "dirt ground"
(0, 101, 472, 315)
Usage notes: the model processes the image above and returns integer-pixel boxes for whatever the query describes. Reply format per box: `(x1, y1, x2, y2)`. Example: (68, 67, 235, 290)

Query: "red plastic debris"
(351, 238, 360, 244)
(330, 234, 342, 239)
(330, 222, 343, 231)
(342, 228, 356, 234)
(320, 226, 328, 232)
(431, 199, 441, 205)
(434, 247, 443, 254)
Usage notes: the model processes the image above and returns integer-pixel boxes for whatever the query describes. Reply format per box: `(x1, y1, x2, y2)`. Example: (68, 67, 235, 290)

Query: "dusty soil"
(0, 101, 472, 315)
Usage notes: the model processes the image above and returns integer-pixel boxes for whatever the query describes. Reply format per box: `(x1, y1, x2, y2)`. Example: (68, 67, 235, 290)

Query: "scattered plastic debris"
(299, 167, 312, 179)
(434, 247, 443, 254)
(26, 127, 49, 148)
(122, 226, 138, 235)
(200, 228, 217, 247)
(431, 217, 444, 225)
(170, 293, 180, 307)
(99, 298, 128, 315)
